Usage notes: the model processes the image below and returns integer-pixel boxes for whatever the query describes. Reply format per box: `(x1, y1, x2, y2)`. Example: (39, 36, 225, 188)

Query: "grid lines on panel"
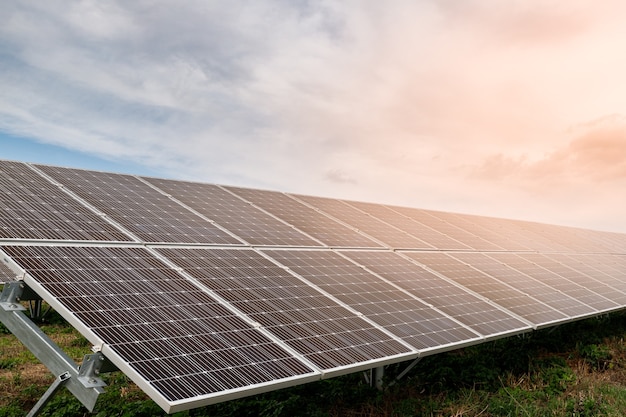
(1, 245, 313, 403)
(416, 252, 567, 325)
(491, 253, 616, 311)
(0, 260, 14, 283)
(156, 247, 411, 370)
(36, 165, 242, 244)
(391, 208, 503, 251)
(142, 178, 320, 246)
(345, 201, 471, 250)
(482, 253, 598, 318)
(555, 254, 626, 296)
(223, 187, 382, 248)
(292, 195, 432, 249)
(263, 249, 480, 351)
(425, 212, 533, 251)
(0, 161, 132, 241)
(343, 251, 531, 337)
(518, 253, 620, 311)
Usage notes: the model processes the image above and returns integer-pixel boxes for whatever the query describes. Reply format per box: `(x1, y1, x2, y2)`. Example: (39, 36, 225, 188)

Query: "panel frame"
(0, 244, 322, 413)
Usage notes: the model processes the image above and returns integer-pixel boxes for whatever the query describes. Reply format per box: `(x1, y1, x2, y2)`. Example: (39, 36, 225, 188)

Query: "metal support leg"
(1, 282, 108, 413)
(389, 357, 423, 387)
(26, 372, 71, 417)
(373, 366, 384, 390)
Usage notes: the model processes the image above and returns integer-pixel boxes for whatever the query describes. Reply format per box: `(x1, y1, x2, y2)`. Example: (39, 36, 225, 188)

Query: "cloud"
(324, 169, 357, 185)
(470, 115, 626, 187)
(2, 1, 626, 232)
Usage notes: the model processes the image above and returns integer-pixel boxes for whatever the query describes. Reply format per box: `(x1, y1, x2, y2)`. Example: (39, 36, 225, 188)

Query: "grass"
(3, 299, 626, 416)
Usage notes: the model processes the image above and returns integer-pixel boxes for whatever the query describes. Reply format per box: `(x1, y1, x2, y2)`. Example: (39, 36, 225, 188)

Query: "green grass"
(4, 302, 626, 416)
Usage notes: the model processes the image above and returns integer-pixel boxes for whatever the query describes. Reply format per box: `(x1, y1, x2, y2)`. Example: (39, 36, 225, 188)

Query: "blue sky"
(2, 133, 160, 176)
(2, 1, 626, 232)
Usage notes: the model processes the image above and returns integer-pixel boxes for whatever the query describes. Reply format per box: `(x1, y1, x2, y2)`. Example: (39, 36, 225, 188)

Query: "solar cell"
(519, 222, 600, 253)
(142, 178, 320, 246)
(423, 252, 567, 325)
(0, 260, 14, 284)
(426, 212, 533, 251)
(155, 247, 412, 371)
(551, 254, 626, 298)
(263, 249, 481, 352)
(390, 208, 503, 251)
(1, 245, 316, 412)
(342, 251, 531, 338)
(345, 201, 471, 250)
(592, 231, 626, 252)
(520, 253, 626, 308)
(483, 253, 598, 318)
(512, 253, 618, 312)
(223, 186, 382, 248)
(292, 195, 432, 249)
(0, 161, 132, 241)
(551, 254, 626, 291)
(36, 165, 242, 245)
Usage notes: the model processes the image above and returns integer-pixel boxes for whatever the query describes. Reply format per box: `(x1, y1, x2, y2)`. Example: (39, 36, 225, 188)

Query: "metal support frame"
(389, 357, 423, 387)
(0, 282, 114, 415)
(26, 372, 71, 417)
(373, 366, 385, 390)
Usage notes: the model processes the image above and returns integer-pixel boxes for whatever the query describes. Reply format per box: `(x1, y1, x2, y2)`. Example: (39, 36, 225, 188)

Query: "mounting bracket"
(0, 281, 114, 416)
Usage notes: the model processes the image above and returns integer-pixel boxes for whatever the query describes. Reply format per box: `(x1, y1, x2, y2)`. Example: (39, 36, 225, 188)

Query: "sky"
(1, 1, 626, 233)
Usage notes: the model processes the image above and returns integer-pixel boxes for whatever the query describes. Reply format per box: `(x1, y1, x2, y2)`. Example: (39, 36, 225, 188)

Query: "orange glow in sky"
(1, 1, 625, 232)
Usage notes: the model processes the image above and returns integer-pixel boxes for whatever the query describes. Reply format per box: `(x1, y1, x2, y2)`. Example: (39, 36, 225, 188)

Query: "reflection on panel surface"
(292, 195, 431, 249)
(416, 252, 566, 325)
(264, 249, 481, 351)
(37, 165, 241, 244)
(224, 187, 382, 248)
(343, 251, 531, 337)
(144, 178, 320, 246)
(1, 159, 626, 413)
(156, 247, 411, 370)
(1, 245, 314, 404)
(0, 161, 132, 241)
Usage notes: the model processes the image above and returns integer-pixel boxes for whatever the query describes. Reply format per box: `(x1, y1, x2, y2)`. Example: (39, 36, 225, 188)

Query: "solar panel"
(262, 249, 482, 353)
(508, 253, 618, 312)
(520, 253, 626, 307)
(551, 254, 626, 298)
(390, 208, 503, 251)
(1, 244, 318, 412)
(291, 194, 432, 249)
(155, 247, 413, 371)
(223, 186, 382, 248)
(0, 260, 14, 284)
(36, 165, 242, 245)
(478, 253, 598, 318)
(0, 161, 132, 242)
(142, 178, 320, 247)
(421, 252, 568, 326)
(1, 159, 626, 416)
(341, 251, 531, 338)
(345, 201, 472, 250)
(421, 211, 533, 251)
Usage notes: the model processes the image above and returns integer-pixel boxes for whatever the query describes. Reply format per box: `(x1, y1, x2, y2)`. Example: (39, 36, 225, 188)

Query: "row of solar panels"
(1, 160, 625, 252)
(4, 244, 626, 411)
(1, 159, 625, 413)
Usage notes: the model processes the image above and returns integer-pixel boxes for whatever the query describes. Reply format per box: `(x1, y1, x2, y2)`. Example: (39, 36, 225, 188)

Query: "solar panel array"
(1, 159, 625, 413)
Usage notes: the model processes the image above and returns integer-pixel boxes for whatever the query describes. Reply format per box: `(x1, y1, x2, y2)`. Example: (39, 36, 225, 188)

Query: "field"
(3, 303, 626, 417)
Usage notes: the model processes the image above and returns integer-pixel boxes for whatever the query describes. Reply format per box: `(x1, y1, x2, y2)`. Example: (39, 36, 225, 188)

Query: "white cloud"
(1, 0, 626, 231)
